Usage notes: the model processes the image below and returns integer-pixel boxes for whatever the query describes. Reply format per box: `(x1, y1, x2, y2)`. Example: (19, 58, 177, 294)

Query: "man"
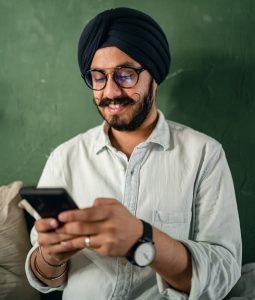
(25, 7, 242, 300)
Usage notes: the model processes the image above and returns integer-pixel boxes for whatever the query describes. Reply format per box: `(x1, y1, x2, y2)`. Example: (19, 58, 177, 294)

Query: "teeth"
(109, 104, 121, 109)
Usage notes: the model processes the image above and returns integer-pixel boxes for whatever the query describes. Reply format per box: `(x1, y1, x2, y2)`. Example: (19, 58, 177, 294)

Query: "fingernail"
(50, 219, 58, 228)
(58, 213, 66, 222)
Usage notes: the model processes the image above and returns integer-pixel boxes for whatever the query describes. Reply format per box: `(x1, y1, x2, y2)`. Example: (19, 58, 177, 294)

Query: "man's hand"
(31, 218, 77, 287)
(56, 198, 143, 257)
(35, 218, 79, 265)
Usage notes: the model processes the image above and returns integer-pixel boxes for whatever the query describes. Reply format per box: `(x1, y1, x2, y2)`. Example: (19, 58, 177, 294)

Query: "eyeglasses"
(81, 66, 145, 91)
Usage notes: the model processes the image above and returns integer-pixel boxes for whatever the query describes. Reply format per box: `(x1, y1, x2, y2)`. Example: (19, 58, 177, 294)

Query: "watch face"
(134, 242, 156, 267)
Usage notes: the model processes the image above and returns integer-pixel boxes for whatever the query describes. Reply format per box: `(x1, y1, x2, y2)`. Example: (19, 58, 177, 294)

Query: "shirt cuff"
(156, 238, 240, 300)
(156, 273, 188, 300)
(25, 245, 65, 293)
(155, 238, 204, 300)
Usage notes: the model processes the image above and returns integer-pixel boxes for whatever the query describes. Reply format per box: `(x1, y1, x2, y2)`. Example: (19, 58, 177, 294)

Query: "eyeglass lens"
(85, 67, 139, 90)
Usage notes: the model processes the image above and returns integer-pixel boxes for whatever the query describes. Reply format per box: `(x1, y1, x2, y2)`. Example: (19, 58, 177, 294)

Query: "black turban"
(78, 7, 171, 85)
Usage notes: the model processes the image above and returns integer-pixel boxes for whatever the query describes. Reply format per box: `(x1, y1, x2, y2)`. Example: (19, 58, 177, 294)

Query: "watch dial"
(134, 243, 156, 267)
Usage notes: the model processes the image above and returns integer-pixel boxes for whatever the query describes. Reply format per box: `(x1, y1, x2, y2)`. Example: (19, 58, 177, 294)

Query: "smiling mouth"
(106, 102, 130, 114)
(108, 103, 127, 109)
(98, 97, 135, 108)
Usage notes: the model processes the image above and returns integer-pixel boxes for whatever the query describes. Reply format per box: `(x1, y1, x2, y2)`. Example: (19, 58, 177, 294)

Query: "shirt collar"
(95, 109, 171, 154)
(145, 110, 171, 150)
(95, 122, 112, 154)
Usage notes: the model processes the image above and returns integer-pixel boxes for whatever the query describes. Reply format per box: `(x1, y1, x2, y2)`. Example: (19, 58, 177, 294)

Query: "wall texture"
(0, 0, 254, 264)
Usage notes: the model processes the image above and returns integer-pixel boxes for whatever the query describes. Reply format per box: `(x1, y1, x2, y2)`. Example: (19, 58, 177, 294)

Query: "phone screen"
(19, 187, 78, 219)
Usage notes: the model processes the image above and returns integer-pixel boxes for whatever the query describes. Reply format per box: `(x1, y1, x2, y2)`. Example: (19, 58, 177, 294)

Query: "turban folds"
(78, 7, 170, 84)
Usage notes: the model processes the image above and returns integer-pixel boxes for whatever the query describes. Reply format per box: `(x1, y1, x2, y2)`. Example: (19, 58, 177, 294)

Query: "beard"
(93, 78, 154, 131)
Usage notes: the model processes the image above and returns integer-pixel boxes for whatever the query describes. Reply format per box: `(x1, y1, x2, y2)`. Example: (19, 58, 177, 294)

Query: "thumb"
(93, 197, 118, 207)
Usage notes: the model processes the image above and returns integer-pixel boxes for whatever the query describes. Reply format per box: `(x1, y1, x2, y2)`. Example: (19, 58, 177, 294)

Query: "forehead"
(91, 46, 141, 69)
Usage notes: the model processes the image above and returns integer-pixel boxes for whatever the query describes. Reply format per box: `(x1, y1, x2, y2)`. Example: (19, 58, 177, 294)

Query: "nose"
(102, 76, 122, 99)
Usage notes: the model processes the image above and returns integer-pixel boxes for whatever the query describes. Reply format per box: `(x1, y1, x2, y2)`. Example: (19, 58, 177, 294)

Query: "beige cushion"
(0, 181, 39, 300)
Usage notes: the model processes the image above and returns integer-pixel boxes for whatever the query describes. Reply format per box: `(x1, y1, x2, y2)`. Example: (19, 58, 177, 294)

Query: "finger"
(56, 221, 99, 236)
(41, 243, 79, 261)
(58, 206, 109, 223)
(38, 232, 74, 246)
(85, 234, 113, 256)
(60, 235, 100, 251)
(35, 218, 59, 233)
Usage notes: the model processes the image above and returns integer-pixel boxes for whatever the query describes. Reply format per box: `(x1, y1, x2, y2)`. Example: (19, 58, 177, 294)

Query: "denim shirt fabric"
(25, 110, 242, 300)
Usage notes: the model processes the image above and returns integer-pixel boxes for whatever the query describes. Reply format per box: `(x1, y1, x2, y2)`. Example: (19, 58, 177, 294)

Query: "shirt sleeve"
(25, 152, 67, 293)
(156, 144, 242, 299)
(25, 233, 65, 293)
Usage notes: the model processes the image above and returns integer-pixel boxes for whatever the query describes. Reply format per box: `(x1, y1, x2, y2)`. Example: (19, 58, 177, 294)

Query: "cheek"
(128, 91, 141, 101)
(123, 85, 144, 101)
(131, 80, 151, 100)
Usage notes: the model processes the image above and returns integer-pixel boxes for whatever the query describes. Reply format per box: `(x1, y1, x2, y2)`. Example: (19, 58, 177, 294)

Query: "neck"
(109, 109, 158, 159)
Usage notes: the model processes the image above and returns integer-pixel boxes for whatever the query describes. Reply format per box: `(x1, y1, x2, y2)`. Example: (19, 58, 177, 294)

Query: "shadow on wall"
(163, 53, 255, 265)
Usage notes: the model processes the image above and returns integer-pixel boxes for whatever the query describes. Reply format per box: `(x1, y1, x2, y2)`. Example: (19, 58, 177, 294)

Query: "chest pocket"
(153, 210, 192, 240)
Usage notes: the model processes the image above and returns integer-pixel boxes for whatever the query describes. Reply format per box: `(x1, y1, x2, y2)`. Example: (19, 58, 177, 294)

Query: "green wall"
(0, 0, 254, 264)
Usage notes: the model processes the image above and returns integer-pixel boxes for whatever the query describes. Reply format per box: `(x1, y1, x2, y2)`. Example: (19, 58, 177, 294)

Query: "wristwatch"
(126, 219, 156, 267)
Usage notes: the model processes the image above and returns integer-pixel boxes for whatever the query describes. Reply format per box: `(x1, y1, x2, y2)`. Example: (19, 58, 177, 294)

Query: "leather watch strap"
(126, 219, 154, 266)
(141, 219, 153, 242)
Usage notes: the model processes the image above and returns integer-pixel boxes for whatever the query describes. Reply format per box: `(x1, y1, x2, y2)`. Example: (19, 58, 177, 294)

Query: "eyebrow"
(116, 62, 140, 68)
(91, 61, 142, 70)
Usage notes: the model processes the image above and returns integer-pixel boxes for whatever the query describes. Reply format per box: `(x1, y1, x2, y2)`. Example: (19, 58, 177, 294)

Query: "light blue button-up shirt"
(25, 110, 242, 299)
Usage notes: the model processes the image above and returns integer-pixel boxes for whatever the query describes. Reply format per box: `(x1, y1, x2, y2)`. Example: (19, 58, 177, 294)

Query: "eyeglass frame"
(81, 65, 146, 91)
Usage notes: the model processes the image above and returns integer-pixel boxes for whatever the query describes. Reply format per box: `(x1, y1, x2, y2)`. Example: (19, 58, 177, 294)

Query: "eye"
(116, 74, 133, 83)
(91, 71, 106, 83)
(95, 77, 105, 83)
(116, 69, 135, 84)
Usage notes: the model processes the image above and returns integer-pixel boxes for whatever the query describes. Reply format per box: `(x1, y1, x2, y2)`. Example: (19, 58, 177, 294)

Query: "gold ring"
(84, 236, 91, 248)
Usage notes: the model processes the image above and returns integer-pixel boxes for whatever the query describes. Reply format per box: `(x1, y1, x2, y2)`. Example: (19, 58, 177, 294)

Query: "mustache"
(97, 97, 135, 107)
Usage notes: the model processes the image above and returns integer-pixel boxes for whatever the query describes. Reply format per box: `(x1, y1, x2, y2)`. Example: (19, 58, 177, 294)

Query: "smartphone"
(19, 187, 78, 220)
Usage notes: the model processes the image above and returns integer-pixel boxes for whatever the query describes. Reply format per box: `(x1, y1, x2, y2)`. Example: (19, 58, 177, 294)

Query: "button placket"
(111, 146, 150, 299)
